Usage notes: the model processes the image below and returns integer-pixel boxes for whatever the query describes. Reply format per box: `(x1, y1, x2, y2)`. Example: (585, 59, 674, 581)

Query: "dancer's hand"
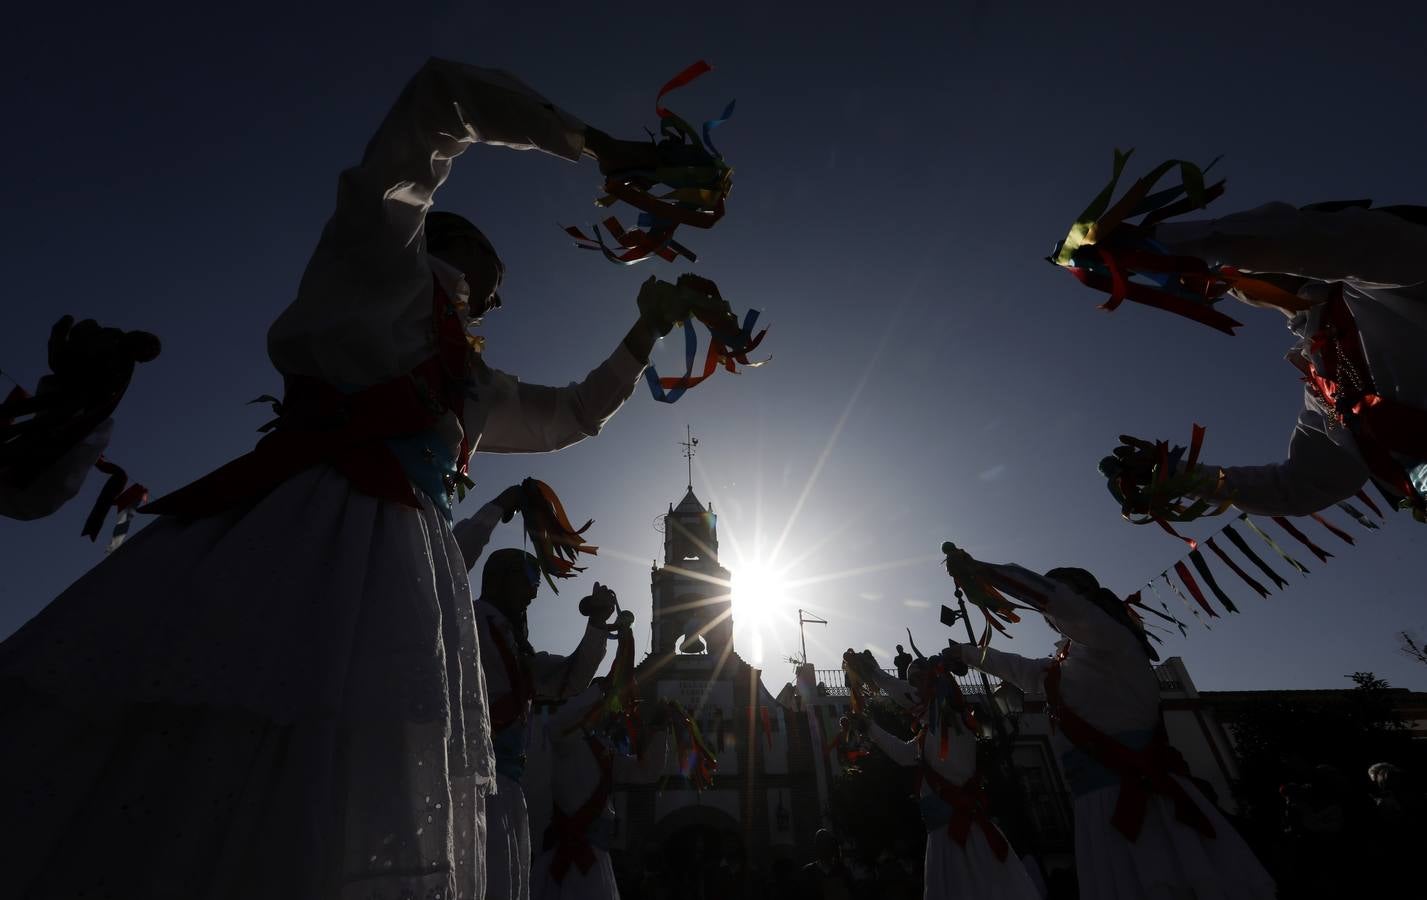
(584, 126, 659, 176)
(492, 484, 525, 523)
(579, 582, 618, 623)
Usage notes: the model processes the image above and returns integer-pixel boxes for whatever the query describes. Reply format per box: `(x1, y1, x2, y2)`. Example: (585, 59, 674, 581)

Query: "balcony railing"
(813, 667, 1001, 698)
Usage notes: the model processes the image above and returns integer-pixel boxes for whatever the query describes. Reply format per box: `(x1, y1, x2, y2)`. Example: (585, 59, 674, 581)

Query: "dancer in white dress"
(850, 650, 1040, 900)
(530, 633, 669, 900)
(0, 59, 718, 900)
(944, 550, 1276, 900)
(469, 544, 620, 900)
(1103, 199, 1427, 520)
(1, 316, 159, 523)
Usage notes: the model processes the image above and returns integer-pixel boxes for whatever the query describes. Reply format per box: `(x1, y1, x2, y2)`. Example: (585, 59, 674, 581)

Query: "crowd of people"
(2, 53, 1425, 900)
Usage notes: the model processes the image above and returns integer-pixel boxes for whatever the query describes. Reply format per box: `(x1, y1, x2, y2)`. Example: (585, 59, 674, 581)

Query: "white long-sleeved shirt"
(1153, 203, 1427, 515)
(266, 59, 647, 463)
(452, 500, 506, 569)
(475, 600, 610, 717)
(860, 665, 980, 794)
(0, 418, 111, 521)
(545, 684, 670, 825)
(954, 563, 1161, 742)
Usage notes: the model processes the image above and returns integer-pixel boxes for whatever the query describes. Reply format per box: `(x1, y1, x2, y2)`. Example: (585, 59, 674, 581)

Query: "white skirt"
(487, 773, 533, 900)
(530, 846, 620, 900)
(1073, 777, 1276, 900)
(924, 825, 1042, 900)
(0, 465, 494, 900)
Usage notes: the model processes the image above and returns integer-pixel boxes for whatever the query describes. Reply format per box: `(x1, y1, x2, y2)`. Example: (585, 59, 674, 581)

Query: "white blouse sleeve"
(865, 720, 918, 767)
(529, 622, 610, 701)
(0, 418, 111, 521)
(1151, 202, 1427, 287)
(268, 59, 587, 386)
(474, 342, 647, 454)
(1208, 398, 1371, 516)
(952, 643, 1048, 694)
(451, 501, 505, 571)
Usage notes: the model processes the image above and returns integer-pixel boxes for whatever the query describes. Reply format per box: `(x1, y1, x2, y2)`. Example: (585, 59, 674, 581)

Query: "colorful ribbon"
(940, 542, 1030, 657)
(1219, 523, 1288, 588)
(1187, 549, 1238, 614)
(1271, 516, 1333, 564)
(519, 478, 597, 592)
(1336, 501, 1380, 531)
(1242, 516, 1310, 576)
(642, 275, 768, 403)
(565, 61, 734, 266)
(1204, 536, 1270, 599)
(1172, 561, 1219, 618)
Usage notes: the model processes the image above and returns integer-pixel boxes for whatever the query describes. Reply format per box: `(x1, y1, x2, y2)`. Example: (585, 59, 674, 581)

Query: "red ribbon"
(1045, 651, 1215, 842)
(1271, 517, 1333, 564)
(1205, 536, 1270, 600)
(1310, 513, 1356, 546)
(916, 737, 1009, 861)
(1172, 561, 1218, 618)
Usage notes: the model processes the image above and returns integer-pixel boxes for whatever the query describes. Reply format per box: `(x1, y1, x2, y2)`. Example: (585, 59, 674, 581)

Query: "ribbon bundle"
(1130, 502, 1383, 630)
(667, 699, 718, 791)
(519, 478, 597, 592)
(1050, 150, 1314, 334)
(642, 274, 769, 404)
(1101, 425, 1233, 548)
(564, 61, 734, 266)
(940, 542, 1029, 657)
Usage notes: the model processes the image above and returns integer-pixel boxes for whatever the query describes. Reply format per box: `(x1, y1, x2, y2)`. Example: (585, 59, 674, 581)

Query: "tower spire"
(679, 424, 698, 491)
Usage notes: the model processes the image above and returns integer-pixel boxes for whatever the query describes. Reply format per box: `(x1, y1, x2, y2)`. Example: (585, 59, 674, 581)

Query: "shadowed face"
(427, 213, 505, 321)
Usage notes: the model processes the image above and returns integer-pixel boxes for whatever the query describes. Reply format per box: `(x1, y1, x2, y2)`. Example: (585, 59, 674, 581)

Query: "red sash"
(543, 735, 613, 882)
(144, 283, 474, 518)
(1045, 649, 1214, 842)
(487, 620, 534, 731)
(1298, 285, 1427, 515)
(915, 731, 1009, 861)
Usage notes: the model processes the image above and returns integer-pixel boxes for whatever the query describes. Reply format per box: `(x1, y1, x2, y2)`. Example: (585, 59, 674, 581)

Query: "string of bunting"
(563, 60, 734, 266)
(518, 478, 597, 592)
(1129, 502, 1384, 634)
(1049, 149, 1316, 333)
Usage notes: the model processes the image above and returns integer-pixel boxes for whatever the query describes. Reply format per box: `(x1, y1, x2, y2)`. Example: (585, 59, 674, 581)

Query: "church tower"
(649, 431, 733, 659)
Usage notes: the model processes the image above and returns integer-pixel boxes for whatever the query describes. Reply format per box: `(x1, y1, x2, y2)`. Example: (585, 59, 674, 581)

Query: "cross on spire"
(679, 425, 698, 490)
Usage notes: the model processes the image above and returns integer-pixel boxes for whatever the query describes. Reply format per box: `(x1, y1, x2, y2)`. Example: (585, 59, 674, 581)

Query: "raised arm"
(269, 59, 588, 385)
(451, 486, 524, 570)
(548, 683, 604, 736)
(975, 560, 1131, 649)
(1152, 202, 1427, 287)
(474, 342, 648, 454)
(1195, 401, 1370, 516)
(946, 643, 1048, 694)
(863, 718, 918, 767)
(863, 666, 919, 710)
(529, 585, 619, 700)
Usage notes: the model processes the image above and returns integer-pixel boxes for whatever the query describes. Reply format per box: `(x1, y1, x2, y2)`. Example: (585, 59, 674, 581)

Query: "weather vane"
(679, 424, 698, 490)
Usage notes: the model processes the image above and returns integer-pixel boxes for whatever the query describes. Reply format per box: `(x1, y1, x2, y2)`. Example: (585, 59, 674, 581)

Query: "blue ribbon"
(643, 315, 700, 404)
(701, 99, 736, 158)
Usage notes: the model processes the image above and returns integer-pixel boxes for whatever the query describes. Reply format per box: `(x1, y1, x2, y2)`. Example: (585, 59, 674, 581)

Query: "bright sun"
(730, 560, 790, 652)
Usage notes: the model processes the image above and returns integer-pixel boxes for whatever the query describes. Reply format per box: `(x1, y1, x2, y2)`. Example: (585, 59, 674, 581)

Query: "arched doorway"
(639, 805, 745, 900)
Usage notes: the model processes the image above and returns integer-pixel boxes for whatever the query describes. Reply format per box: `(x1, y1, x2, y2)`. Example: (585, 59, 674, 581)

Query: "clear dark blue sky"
(3, 1, 1424, 691)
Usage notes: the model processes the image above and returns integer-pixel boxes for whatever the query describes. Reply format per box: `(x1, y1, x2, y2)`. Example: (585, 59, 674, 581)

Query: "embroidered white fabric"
(0, 465, 493, 898)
